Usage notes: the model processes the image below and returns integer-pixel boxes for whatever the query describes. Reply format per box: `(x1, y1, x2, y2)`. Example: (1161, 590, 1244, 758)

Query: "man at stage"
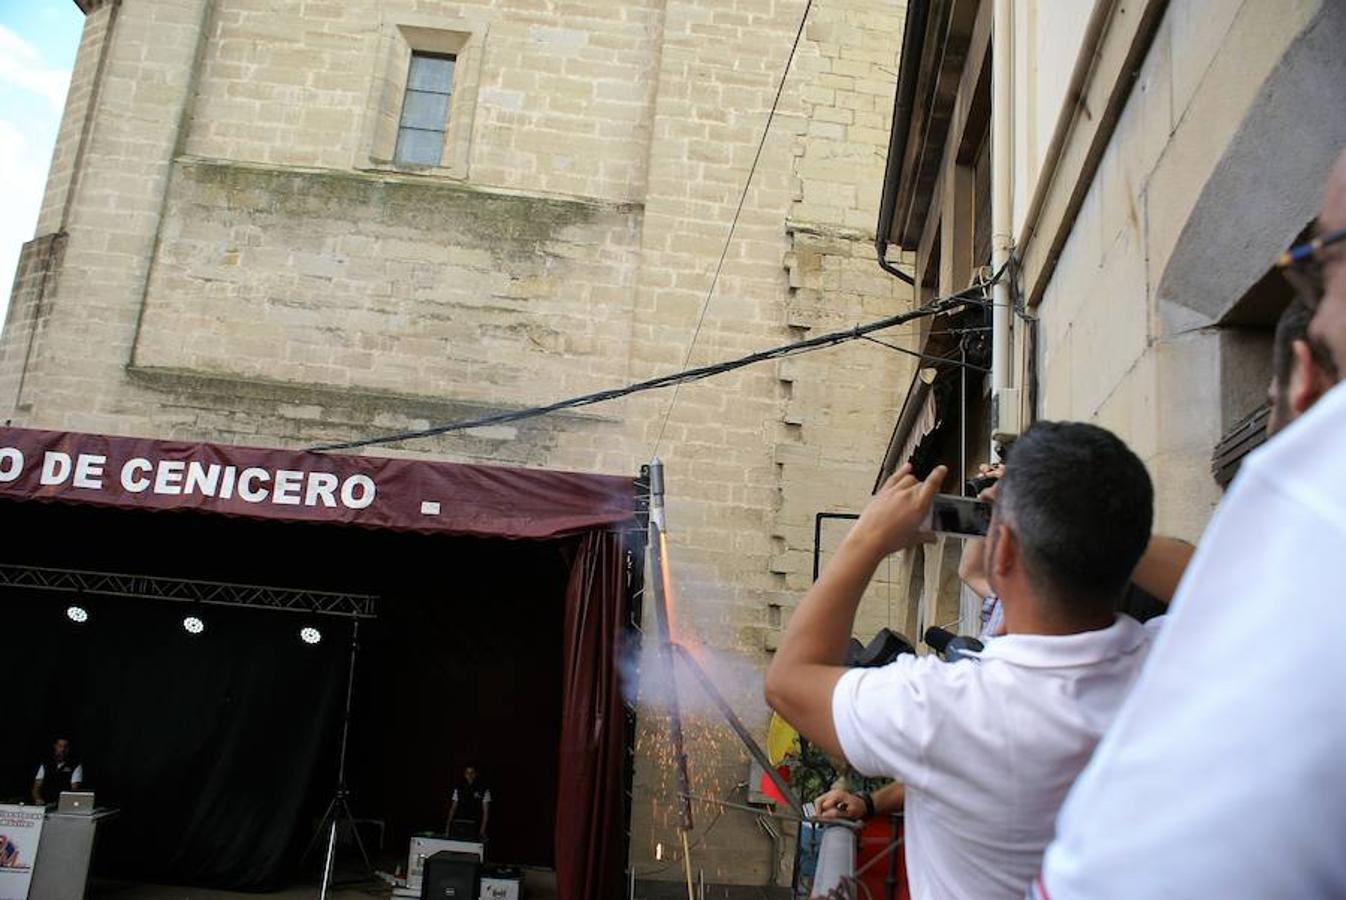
(446, 764, 491, 841)
(31, 737, 83, 806)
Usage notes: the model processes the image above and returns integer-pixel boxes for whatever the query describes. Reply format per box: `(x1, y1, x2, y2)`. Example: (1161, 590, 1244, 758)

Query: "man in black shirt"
(32, 737, 83, 806)
(446, 765, 491, 841)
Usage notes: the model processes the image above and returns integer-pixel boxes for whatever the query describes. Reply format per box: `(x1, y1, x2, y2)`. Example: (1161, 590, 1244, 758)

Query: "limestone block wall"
(0, 235, 65, 416)
(34, 0, 112, 236)
(618, 0, 818, 875)
(775, 228, 913, 645)
(1, 0, 913, 886)
(0, 0, 212, 434)
(184, 0, 660, 203)
(132, 160, 643, 412)
(1033, 0, 1326, 540)
(774, 0, 913, 677)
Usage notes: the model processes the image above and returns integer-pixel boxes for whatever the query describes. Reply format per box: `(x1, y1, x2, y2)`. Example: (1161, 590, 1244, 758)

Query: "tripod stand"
(303, 618, 375, 899)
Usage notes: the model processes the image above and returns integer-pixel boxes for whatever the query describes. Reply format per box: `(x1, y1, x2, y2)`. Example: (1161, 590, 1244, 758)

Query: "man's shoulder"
(857, 651, 972, 685)
(837, 653, 985, 720)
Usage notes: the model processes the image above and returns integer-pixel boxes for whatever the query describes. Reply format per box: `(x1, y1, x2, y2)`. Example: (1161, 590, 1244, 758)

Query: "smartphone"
(924, 494, 991, 537)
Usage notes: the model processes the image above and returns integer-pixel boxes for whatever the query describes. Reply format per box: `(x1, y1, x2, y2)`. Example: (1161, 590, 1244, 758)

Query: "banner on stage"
(0, 425, 633, 539)
(0, 805, 44, 900)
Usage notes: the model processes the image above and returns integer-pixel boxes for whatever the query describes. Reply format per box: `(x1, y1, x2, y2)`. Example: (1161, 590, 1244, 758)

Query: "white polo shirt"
(832, 614, 1160, 900)
(1035, 381, 1346, 899)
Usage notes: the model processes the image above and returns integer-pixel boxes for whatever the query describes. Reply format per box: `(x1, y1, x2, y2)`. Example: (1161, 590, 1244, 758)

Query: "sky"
(0, 0, 84, 323)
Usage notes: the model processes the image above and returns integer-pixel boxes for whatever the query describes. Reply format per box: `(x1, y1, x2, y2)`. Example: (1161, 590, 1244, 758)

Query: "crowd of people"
(765, 147, 1346, 899)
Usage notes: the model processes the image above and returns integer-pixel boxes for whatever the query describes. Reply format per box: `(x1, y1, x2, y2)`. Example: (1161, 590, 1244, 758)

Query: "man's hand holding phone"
(849, 463, 946, 559)
(972, 463, 1004, 500)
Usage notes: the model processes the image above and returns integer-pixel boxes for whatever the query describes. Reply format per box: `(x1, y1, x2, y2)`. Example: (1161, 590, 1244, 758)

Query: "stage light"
(300, 626, 322, 645)
(66, 605, 88, 624)
(183, 615, 205, 635)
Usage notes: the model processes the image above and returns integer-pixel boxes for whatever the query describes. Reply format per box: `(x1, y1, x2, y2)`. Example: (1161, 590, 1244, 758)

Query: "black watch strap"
(858, 791, 876, 819)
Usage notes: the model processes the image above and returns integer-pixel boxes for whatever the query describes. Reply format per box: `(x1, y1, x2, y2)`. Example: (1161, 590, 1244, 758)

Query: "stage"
(88, 867, 560, 898)
(0, 426, 640, 900)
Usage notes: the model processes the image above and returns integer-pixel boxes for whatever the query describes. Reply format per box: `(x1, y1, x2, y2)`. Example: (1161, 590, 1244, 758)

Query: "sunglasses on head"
(1278, 226, 1346, 310)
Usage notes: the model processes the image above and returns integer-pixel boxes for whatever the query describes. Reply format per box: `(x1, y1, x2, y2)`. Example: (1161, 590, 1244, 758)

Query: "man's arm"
(71, 765, 83, 792)
(957, 464, 1002, 600)
(871, 781, 905, 815)
(479, 794, 490, 839)
(1130, 535, 1195, 603)
(958, 536, 991, 599)
(446, 795, 458, 831)
(765, 464, 944, 760)
(31, 780, 43, 806)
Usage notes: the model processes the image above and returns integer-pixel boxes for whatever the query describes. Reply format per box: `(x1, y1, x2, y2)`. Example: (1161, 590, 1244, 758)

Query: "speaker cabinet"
(421, 850, 480, 899)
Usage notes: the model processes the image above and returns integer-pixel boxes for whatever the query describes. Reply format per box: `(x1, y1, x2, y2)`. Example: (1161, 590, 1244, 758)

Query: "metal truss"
(0, 563, 378, 619)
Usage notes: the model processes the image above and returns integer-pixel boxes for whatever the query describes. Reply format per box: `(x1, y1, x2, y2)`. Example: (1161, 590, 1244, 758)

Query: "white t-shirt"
(832, 615, 1160, 900)
(34, 763, 83, 785)
(1035, 381, 1346, 899)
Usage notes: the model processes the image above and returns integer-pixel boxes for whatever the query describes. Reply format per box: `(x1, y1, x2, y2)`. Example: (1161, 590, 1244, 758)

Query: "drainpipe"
(874, 0, 929, 286)
(990, 0, 1013, 441)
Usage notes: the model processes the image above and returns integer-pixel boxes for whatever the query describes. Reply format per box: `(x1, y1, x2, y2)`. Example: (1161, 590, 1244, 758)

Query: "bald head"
(1308, 148, 1346, 378)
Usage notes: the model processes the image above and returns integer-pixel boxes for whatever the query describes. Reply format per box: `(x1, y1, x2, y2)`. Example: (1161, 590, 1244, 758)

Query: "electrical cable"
(859, 335, 990, 373)
(309, 282, 997, 453)
(651, 0, 816, 459)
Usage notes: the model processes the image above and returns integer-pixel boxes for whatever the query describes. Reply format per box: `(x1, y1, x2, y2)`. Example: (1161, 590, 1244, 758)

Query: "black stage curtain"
(348, 535, 570, 868)
(0, 591, 347, 890)
(0, 499, 591, 890)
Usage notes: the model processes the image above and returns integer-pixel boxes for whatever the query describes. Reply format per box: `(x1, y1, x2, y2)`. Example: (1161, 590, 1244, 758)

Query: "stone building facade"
(1, 0, 916, 886)
(875, 0, 1346, 631)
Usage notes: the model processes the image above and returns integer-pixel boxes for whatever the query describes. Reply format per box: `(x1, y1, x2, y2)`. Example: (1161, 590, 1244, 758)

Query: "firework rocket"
(648, 458, 694, 833)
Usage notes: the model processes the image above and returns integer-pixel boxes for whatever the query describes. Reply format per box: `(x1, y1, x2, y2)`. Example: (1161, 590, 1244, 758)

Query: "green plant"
(781, 740, 891, 802)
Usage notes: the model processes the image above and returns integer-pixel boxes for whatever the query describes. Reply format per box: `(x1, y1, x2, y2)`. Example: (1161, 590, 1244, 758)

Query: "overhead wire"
(859, 335, 990, 373)
(308, 282, 998, 453)
(651, 0, 816, 459)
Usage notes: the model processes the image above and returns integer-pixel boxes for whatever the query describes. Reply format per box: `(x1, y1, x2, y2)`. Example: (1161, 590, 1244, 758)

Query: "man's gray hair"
(996, 422, 1153, 608)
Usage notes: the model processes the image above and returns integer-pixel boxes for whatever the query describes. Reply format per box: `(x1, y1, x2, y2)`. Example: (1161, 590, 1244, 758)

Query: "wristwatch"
(856, 791, 876, 819)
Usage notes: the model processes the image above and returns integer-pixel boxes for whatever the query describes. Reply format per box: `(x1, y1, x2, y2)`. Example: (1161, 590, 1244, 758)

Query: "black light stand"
(303, 618, 374, 898)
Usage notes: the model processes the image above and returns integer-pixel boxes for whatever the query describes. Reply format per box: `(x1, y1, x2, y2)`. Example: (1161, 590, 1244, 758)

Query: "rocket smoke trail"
(647, 459, 694, 837)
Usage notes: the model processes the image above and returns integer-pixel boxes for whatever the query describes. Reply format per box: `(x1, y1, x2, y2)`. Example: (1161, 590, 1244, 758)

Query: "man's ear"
(1289, 339, 1333, 415)
(989, 522, 1017, 578)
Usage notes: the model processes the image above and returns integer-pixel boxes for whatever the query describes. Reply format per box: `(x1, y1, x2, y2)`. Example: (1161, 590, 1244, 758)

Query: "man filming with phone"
(957, 464, 1193, 638)
(766, 422, 1164, 899)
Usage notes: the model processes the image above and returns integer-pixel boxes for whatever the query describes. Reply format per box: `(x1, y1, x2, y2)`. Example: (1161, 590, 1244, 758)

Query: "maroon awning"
(0, 426, 634, 539)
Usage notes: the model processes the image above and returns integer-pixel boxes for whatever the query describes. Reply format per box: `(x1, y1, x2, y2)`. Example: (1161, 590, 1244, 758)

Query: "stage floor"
(89, 867, 559, 899)
(91, 887, 386, 899)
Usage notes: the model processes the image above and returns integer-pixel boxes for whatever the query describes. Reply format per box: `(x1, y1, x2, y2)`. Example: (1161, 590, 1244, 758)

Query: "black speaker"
(421, 850, 480, 900)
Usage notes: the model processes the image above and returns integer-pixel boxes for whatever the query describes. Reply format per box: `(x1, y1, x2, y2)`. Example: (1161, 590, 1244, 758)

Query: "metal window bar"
(0, 562, 378, 619)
